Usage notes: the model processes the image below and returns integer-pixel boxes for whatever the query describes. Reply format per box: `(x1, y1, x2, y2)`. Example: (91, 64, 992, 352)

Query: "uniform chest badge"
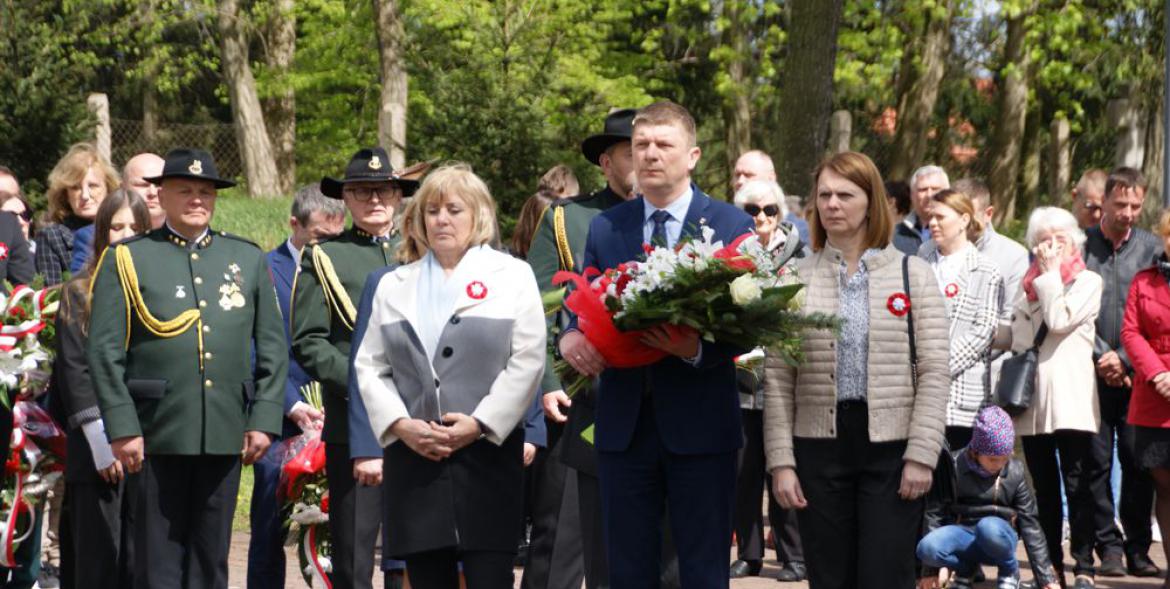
(944, 283, 959, 298)
(218, 263, 247, 310)
(466, 281, 488, 300)
(175, 285, 186, 299)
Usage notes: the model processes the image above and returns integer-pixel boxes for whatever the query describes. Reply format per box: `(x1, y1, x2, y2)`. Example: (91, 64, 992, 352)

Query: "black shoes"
(1128, 553, 1162, 577)
(776, 562, 807, 582)
(729, 559, 762, 579)
(1097, 553, 1125, 577)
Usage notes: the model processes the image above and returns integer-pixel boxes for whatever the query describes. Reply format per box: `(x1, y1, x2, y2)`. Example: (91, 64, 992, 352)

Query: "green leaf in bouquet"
(580, 424, 595, 445)
(541, 288, 566, 318)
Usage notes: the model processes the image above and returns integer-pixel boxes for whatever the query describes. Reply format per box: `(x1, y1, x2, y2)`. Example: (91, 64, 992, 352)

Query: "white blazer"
(353, 247, 546, 446)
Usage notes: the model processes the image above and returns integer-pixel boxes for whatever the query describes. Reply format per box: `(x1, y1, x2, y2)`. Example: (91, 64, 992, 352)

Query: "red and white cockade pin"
(466, 280, 488, 300)
(944, 283, 959, 298)
(0, 242, 10, 261)
(887, 292, 911, 317)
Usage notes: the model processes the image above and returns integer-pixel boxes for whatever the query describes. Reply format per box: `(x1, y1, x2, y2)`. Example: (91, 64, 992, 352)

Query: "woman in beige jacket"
(1000, 206, 1101, 587)
(764, 151, 950, 589)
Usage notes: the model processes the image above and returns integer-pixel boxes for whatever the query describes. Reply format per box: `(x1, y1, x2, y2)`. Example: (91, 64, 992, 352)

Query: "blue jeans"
(916, 517, 1019, 578)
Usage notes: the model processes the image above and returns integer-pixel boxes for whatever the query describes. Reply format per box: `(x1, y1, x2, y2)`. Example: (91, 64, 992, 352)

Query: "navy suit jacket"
(70, 224, 94, 274)
(347, 265, 398, 459)
(268, 243, 314, 438)
(573, 186, 754, 456)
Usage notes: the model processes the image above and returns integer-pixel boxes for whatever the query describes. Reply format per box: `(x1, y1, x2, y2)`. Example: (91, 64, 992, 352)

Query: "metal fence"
(109, 118, 242, 178)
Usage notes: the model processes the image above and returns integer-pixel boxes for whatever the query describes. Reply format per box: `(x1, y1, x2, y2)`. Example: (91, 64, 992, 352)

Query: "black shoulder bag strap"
(902, 255, 917, 389)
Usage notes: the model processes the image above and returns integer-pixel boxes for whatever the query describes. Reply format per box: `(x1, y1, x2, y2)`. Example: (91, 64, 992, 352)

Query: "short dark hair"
(1105, 166, 1147, 198)
(632, 101, 697, 146)
(952, 177, 991, 209)
(884, 180, 911, 215)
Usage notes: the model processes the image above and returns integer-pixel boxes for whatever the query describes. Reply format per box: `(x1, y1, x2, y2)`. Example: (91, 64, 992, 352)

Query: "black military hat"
(320, 147, 420, 199)
(144, 148, 236, 188)
(581, 108, 636, 166)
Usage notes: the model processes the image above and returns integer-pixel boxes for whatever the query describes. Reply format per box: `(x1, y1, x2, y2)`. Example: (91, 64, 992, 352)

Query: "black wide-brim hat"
(144, 148, 236, 188)
(321, 146, 420, 199)
(581, 108, 636, 166)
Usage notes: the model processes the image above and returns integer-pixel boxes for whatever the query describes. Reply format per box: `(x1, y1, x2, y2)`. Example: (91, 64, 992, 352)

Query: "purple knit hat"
(969, 406, 1015, 456)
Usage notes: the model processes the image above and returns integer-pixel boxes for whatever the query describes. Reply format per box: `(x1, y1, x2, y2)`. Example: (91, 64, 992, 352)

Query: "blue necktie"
(650, 210, 672, 248)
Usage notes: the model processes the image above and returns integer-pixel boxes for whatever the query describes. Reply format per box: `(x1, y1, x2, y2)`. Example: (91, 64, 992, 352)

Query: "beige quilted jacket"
(763, 244, 950, 471)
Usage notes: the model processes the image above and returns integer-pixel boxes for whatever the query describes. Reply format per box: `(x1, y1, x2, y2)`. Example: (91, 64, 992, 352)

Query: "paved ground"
(225, 532, 1170, 588)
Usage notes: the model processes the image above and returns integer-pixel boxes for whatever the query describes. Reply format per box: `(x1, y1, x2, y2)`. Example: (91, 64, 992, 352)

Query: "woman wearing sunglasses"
(728, 179, 808, 581)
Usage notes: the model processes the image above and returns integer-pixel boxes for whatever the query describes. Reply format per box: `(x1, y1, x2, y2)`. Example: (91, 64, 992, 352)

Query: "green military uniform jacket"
(87, 226, 288, 455)
(526, 186, 624, 393)
(290, 226, 398, 444)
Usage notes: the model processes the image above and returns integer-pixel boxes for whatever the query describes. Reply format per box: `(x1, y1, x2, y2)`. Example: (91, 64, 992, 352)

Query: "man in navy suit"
(247, 184, 344, 589)
(559, 102, 754, 588)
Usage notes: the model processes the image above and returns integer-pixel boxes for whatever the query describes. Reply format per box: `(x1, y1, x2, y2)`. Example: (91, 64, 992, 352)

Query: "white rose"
(729, 273, 762, 306)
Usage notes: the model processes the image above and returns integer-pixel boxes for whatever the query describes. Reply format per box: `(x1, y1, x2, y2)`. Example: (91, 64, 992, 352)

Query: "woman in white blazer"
(998, 206, 1101, 586)
(352, 164, 546, 588)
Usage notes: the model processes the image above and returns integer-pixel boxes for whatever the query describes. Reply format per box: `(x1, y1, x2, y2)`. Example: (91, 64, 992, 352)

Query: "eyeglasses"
(343, 186, 400, 202)
(743, 204, 780, 218)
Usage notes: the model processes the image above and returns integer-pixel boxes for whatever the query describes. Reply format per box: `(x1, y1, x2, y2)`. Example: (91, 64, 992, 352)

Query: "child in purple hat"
(917, 406, 1061, 589)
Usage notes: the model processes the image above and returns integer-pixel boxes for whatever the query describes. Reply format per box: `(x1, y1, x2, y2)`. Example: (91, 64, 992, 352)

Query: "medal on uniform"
(175, 285, 186, 299)
(218, 263, 247, 310)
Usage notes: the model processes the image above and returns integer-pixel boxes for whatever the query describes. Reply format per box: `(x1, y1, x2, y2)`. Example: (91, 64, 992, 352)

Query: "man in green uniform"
(87, 148, 288, 588)
(524, 109, 638, 589)
(290, 147, 417, 589)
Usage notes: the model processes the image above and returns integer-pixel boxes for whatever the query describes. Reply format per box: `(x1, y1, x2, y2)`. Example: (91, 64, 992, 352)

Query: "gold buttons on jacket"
(204, 379, 213, 387)
(203, 325, 211, 333)
(204, 352, 213, 360)
(194, 277, 203, 285)
(191, 253, 199, 261)
(199, 300, 207, 308)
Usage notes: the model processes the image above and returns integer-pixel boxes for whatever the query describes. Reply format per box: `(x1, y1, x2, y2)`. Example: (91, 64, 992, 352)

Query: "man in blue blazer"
(247, 185, 344, 589)
(559, 102, 754, 588)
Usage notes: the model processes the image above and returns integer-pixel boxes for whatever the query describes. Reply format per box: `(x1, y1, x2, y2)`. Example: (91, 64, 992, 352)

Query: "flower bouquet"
(0, 284, 60, 409)
(0, 401, 65, 567)
(280, 382, 332, 588)
(552, 226, 836, 397)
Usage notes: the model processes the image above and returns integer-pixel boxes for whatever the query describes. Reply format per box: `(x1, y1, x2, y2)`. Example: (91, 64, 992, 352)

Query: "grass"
(214, 192, 295, 252)
(234, 465, 255, 531)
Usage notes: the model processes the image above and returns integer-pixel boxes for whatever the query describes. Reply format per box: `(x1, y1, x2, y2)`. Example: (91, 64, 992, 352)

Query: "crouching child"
(917, 406, 1060, 589)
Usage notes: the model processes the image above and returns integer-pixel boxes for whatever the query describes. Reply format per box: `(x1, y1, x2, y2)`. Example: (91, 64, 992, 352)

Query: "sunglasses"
(743, 204, 780, 217)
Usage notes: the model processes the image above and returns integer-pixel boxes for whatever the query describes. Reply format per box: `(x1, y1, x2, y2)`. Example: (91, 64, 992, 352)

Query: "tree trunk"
(374, 0, 408, 170)
(722, 0, 752, 178)
(775, 0, 845, 198)
(140, 0, 159, 149)
(886, 0, 956, 182)
(988, 3, 1036, 224)
(263, 0, 296, 195)
(216, 0, 280, 197)
(1018, 106, 1043, 211)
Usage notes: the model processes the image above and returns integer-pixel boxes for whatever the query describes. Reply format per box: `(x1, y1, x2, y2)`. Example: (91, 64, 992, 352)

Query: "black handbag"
(994, 321, 1049, 416)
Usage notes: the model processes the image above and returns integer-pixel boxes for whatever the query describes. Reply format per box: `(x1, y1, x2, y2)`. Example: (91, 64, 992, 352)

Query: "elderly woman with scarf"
(917, 188, 1004, 449)
(998, 206, 1101, 589)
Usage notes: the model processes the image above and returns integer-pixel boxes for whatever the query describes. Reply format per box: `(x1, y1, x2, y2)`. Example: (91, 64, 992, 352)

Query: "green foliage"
(214, 190, 295, 251)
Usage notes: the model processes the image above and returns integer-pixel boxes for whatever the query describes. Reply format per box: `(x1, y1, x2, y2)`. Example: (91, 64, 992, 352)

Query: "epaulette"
(215, 230, 261, 250)
(117, 232, 152, 246)
(550, 192, 596, 208)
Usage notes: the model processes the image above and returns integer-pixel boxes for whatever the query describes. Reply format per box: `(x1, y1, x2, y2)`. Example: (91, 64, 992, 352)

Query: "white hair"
(733, 180, 788, 217)
(1025, 206, 1086, 249)
(909, 165, 950, 192)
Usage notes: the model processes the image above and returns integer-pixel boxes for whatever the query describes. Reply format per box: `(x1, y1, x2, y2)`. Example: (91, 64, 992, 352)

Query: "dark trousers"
(793, 401, 923, 589)
(577, 471, 609, 589)
(1021, 431, 1096, 575)
(246, 439, 286, 589)
(66, 476, 136, 589)
(521, 434, 585, 589)
(134, 454, 241, 589)
(734, 409, 803, 565)
(405, 548, 514, 589)
(1087, 386, 1154, 562)
(325, 442, 382, 589)
(597, 404, 735, 589)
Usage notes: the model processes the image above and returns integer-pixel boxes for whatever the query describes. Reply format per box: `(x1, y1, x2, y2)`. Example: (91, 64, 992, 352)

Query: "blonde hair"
(1158, 210, 1170, 238)
(46, 143, 119, 223)
(632, 101, 697, 147)
(931, 188, 984, 243)
(397, 163, 499, 264)
(808, 151, 892, 252)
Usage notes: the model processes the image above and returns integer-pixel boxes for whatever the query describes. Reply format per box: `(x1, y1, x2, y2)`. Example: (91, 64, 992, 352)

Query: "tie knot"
(651, 210, 672, 224)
